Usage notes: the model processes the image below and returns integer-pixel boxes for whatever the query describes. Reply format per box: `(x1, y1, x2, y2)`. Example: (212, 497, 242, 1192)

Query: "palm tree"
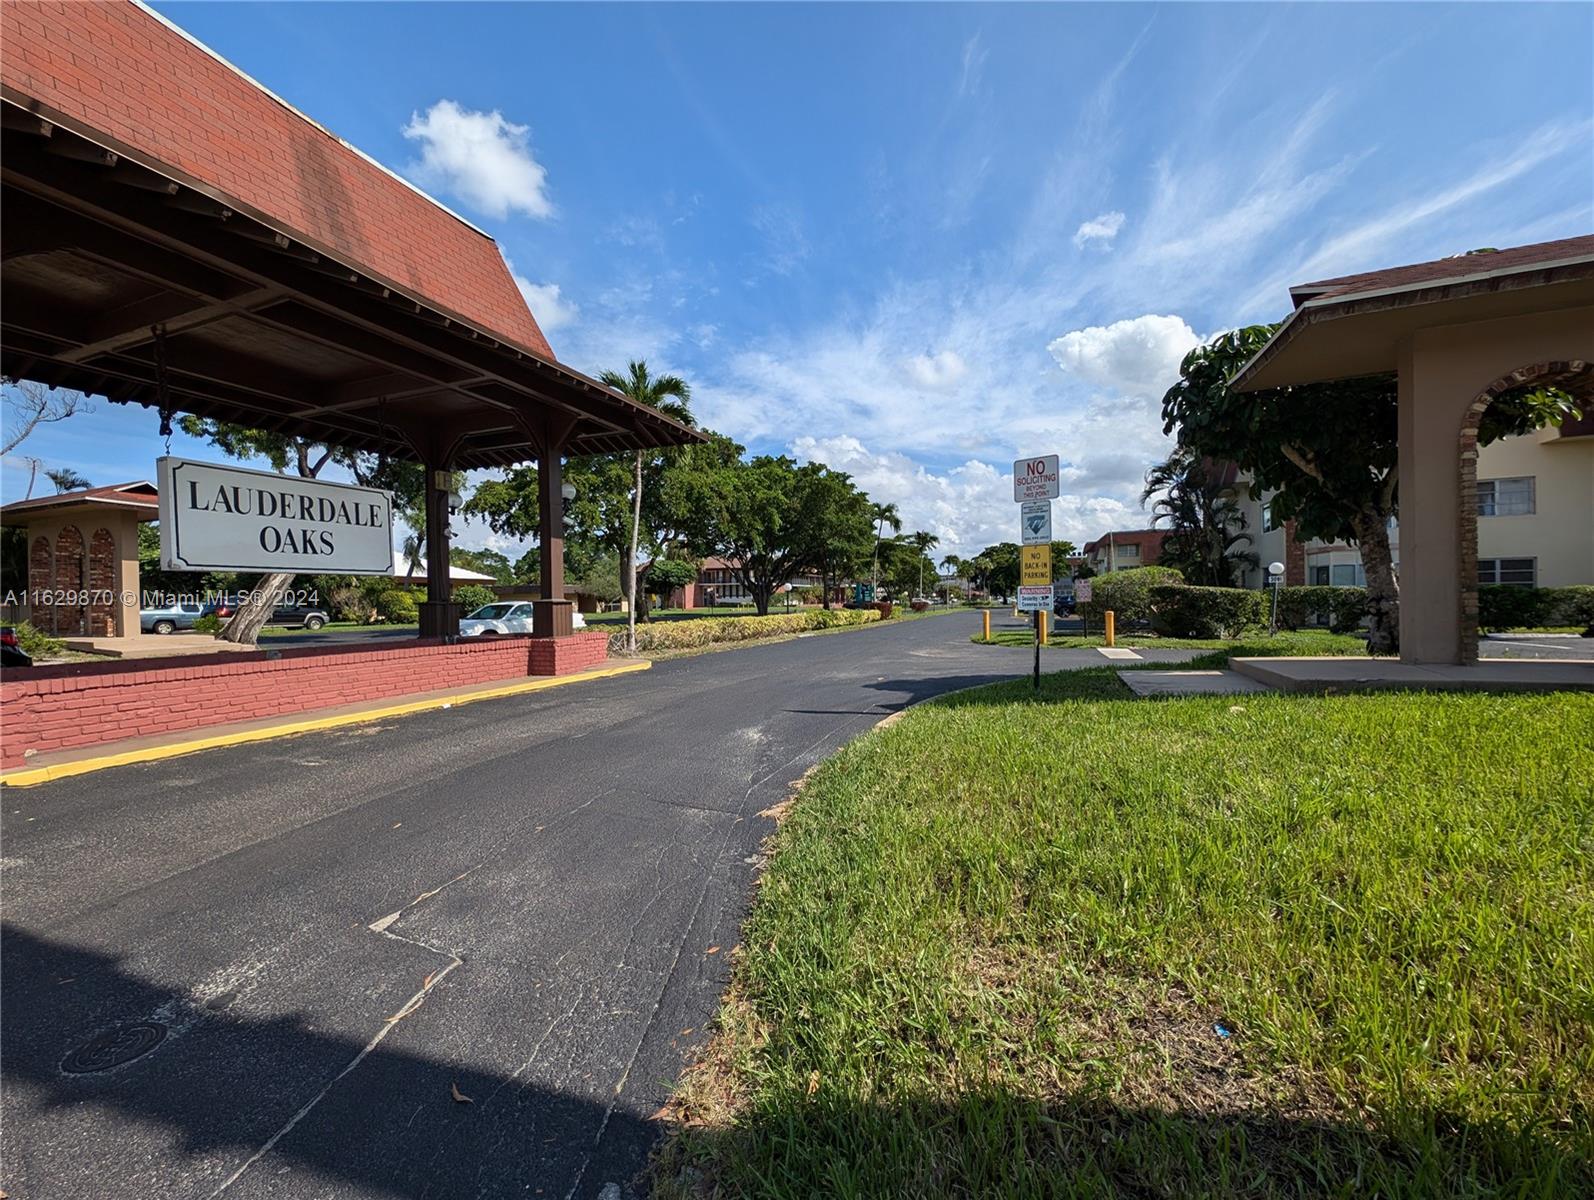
(869, 501, 901, 595)
(909, 530, 939, 598)
(597, 360, 694, 652)
(1141, 447, 1257, 587)
(46, 466, 91, 493)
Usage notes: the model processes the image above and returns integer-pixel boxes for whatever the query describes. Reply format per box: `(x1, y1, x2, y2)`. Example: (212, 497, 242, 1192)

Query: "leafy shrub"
(13, 621, 64, 659)
(872, 601, 894, 619)
(452, 583, 498, 614)
(328, 586, 372, 624)
(1078, 566, 1183, 626)
(1479, 585, 1594, 632)
(1149, 585, 1265, 638)
(794, 587, 825, 606)
(1275, 586, 1368, 634)
(910, 599, 930, 613)
(1555, 585, 1594, 632)
(611, 607, 880, 654)
(193, 613, 224, 636)
(373, 589, 419, 624)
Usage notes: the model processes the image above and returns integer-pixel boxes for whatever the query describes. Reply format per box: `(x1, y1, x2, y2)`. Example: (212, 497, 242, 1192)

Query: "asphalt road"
(2, 613, 1199, 1200)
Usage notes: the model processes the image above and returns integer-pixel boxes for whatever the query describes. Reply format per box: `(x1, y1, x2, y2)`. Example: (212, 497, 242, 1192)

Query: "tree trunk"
(218, 441, 329, 646)
(219, 572, 292, 645)
(626, 450, 642, 653)
(1351, 510, 1400, 655)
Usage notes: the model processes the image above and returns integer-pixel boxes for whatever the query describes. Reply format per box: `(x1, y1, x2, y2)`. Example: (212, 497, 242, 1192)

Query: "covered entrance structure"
(1, 0, 698, 642)
(1230, 236, 1594, 665)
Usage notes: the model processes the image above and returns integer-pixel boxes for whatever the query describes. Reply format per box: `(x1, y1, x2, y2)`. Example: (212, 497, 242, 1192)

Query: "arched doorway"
(1457, 360, 1594, 663)
(89, 527, 117, 636)
(53, 524, 87, 637)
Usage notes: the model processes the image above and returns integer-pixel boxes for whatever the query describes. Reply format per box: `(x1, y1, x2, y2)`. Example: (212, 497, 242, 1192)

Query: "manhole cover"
(61, 1022, 167, 1074)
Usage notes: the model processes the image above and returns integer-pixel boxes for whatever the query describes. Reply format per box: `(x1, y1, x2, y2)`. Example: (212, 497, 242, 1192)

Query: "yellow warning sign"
(1021, 544, 1052, 586)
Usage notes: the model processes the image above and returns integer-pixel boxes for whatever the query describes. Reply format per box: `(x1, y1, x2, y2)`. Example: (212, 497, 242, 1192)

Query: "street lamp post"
(1267, 560, 1286, 636)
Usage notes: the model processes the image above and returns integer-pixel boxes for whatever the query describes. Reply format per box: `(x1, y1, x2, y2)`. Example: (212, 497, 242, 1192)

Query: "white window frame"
(1477, 476, 1535, 517)
(1477, 557, 1536, 587)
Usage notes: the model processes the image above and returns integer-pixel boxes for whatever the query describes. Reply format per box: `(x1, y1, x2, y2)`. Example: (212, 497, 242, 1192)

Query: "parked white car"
(458, 602, 585, 637)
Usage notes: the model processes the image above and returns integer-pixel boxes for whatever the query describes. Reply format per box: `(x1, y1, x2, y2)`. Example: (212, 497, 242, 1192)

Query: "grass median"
(655, 669, 1594, 1198)
(974, 626, 1367, 656)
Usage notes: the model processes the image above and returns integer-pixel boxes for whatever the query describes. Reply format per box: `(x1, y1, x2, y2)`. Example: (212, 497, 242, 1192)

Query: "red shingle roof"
(1, 481, 159, 519)
(1289, 235, 1594, 306)
(0, 0, 553, 358)
(1081, 530, 1167, 558)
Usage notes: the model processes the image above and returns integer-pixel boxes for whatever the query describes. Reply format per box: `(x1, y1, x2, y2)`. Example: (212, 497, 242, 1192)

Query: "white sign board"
(1017, 585, 1053, 612)
(158, 456, 394, 575)
(1020, 500, 1052, 545)
(1075, 579, 1093, 604)
(1013, 454, 1060, 502)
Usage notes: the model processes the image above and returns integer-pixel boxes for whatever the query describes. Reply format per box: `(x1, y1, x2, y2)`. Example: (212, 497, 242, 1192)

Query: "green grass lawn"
(975, 626, 1368, 656)
(655, 670, 1594, 1198)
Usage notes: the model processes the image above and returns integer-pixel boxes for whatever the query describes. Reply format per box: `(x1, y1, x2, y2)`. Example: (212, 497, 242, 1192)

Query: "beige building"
(1230, 234, 1594, 663)
(1235, 422, 1593, 592)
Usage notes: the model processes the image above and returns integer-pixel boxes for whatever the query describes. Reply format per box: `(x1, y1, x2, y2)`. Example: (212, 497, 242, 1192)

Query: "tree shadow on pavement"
(1, 923, 658, 1199)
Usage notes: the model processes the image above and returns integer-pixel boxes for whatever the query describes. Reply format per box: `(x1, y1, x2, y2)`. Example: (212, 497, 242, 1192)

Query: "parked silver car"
(140, 601, 205, 634)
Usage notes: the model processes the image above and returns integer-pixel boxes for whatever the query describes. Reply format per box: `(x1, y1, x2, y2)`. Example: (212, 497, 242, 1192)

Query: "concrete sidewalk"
(1232, 656, 1594, 692)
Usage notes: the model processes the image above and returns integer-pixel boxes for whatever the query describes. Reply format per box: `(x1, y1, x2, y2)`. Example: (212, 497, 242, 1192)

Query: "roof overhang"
(1, 94, 703, 467)
(1230, 252, 1594, 392)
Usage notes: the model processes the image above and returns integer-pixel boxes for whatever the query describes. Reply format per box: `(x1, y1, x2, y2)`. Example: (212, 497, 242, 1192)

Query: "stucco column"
(1397, 335, 1464, 663)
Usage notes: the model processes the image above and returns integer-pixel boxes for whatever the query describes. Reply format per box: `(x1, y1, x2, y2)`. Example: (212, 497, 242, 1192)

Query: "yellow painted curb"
(1, 659, 650, 788)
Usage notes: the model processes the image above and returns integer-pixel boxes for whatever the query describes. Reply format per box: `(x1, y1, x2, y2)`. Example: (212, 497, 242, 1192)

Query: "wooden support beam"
(165, 191, 232, 220)
(45, 139, 116, 167)
(111, 164, 179, 195)
(1, 107, 52, 137)
(57, 286, 283, 364)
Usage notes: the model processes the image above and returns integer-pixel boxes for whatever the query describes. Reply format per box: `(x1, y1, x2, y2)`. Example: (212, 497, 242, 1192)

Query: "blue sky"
(5, 1, 1591, 559)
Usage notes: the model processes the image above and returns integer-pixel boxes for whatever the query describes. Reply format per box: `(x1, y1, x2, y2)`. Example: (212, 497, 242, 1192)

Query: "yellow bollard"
(1039, 610, 1048, 646)
(1104, 609, 1116, 647)
(983, 609, 991, 641)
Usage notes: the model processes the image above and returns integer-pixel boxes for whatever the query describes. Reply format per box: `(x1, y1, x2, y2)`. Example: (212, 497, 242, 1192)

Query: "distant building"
(1231, 419, 1593, 590)
(660, 557, 830, 609)
(1080, 530, 1167, 574)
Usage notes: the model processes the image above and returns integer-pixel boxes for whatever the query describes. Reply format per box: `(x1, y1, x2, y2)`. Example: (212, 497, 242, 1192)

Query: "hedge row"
(1083, 579, 1594, 639)
(1078, 567, 1185, 625)
(1148, 585, 1266, 639)
(1479, 585, 1594, 632)
(1275, 586, 1369, 634)
(611, 607, 881, 654)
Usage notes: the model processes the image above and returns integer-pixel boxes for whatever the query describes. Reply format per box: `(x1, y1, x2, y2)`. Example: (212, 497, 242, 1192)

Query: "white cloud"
(958, 32, 989, 97)
(403, 99, 553, 220)
(905, 350, 968, 390)
(790, 435, 1141, 558)
(748, 204, 809, 277)
(1073, 210, 1126, 248)
(512, 276, 577, 331)
(1046, 314, 1199, 399)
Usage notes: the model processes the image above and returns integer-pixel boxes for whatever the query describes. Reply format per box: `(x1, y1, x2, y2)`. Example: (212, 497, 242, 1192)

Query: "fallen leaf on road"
(806, 1070, 820, 1097)
(450, 1082, 473, 1104)
(680, 1028, 693, 1036)
(705, 946, 720, 955)
(393, 822, 402, 829)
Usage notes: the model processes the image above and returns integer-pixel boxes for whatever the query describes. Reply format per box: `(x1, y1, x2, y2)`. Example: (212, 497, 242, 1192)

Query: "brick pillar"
(1282, 520, 1307, 587)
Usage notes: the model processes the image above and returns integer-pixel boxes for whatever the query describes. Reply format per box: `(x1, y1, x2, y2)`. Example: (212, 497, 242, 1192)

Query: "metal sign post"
(1012, 455, 1059, 691)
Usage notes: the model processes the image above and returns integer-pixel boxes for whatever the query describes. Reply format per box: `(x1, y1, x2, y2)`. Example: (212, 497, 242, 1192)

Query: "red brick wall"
(0, 631, 611, 768)
(0, 0, 552, 358)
